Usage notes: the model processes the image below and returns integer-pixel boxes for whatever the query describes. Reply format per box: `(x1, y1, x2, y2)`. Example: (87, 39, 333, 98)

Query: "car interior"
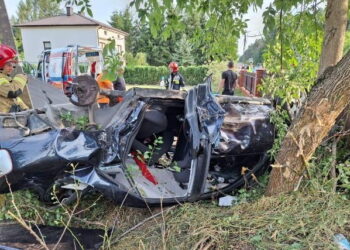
(111, 99, 192, 199)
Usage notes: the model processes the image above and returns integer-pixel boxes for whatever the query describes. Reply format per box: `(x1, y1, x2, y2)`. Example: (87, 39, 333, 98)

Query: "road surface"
(27, 77, 69, 109)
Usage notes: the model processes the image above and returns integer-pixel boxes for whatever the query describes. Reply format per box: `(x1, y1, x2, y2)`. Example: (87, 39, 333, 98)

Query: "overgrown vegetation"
(60, 111, 89, 130)
(239, 39, 266, 65)
(115, 191, 350, 249)
(261, 9, 324, 106)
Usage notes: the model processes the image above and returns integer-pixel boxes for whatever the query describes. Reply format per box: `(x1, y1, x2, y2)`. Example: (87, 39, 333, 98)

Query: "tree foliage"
(11, 0, 63, 56)
(173, 34, 195, 66)
(261, 7, 324, 106)
(101, 39, 123, 81)
(130, 0, 265, 61)
(125, 52, 148, 67)
(109, 8, 133, 52)
(60, 0, 93, 16)
(239, 39, 265, 64)
(15, 0, 62, 24)
(109, 8, 133, 33)
(115, 10, 208, 66)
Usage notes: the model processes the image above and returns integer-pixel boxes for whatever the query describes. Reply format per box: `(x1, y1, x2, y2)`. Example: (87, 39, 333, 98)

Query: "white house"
(15, 7, 128, 64)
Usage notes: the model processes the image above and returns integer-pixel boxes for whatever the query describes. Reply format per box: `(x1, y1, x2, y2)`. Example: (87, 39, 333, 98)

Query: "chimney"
(66, 6, 73, 16)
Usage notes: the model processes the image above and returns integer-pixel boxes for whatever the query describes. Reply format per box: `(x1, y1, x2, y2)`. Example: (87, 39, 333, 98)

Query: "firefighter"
(0, 44, 28, 113)
(166, 62, 185, 90)
(96, 71, 114, 108)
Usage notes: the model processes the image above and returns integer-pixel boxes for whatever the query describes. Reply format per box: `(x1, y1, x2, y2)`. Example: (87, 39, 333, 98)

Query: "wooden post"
(255, 69, 265, 97)
(238, 69, 246, 88)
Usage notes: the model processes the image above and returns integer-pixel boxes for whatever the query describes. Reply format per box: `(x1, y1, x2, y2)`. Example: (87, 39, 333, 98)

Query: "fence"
(237, 69, 266, 97)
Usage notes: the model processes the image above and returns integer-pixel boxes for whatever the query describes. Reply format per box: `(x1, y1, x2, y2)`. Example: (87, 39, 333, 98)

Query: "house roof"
(14, 13, 128, 36)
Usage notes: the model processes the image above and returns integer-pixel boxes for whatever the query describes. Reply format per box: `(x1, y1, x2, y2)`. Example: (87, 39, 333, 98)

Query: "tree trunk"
(266, 51, 350, 195)
(318, 0, 348, 77)
(0, 0, 16, 48)
(265, 0, 349, 195)
(0, 0, 32, 108)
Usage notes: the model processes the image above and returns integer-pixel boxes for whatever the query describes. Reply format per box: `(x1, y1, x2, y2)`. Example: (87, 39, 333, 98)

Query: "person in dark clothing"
(113, 76, 126, 91)
(166, 62, 185, 90)
(218, 61, 238, 95)
(112, 67, 126, 91)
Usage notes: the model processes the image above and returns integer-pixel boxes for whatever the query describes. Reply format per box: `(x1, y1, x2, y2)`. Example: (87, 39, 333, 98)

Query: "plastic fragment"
(218, 195, 238, 207)
(334, 234, 350, 250)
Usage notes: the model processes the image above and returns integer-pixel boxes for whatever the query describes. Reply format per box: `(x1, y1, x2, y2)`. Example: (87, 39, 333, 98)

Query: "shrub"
(125, 52, 148, 67)
(124, 65, 209, 86)
(180, 66, 209, 86)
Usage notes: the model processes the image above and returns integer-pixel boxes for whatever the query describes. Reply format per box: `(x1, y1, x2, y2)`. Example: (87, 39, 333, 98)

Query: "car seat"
(132, 109, 174, 166)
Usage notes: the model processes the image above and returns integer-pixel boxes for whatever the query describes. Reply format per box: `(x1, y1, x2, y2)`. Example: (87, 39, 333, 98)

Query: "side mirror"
(0, 150, 13, 177)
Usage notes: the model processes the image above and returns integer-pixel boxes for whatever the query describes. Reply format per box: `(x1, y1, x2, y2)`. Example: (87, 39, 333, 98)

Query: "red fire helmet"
(0, 44, 17, 69)
(168, 61, 179, 72)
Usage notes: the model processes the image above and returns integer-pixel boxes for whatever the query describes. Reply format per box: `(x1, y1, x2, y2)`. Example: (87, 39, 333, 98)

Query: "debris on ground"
(218, 195, 238, 207)
(334, 234, 350, 250)
(0, 222, 105, 250)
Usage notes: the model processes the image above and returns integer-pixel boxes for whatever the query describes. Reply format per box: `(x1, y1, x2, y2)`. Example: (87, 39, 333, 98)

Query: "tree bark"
(266, 51, 350, 195)
(318, 0, 348, 77)
(0, 0, 16, 48)
(0, 0, 32, 108)
(265, 0, 349, 195)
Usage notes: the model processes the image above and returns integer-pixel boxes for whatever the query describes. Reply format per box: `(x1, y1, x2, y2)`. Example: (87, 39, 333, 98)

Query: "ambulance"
(37, 45, 103, 94)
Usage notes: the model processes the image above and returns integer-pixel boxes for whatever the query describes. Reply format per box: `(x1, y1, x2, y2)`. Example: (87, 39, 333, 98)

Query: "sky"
(4, 0, 271, 56)
(238, 0, 273, 55)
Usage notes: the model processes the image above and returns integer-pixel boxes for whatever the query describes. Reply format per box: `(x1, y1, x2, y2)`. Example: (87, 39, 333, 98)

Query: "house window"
(43, 41, 51, 50)
(104, 30, 107, 35)
(99, 42, 105, 48)
(117, 45, 122, 53)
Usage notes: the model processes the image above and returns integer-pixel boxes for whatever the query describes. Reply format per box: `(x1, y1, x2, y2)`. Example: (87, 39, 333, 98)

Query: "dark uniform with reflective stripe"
(166, 72, 185, 90)
(0, 73, 28, 113)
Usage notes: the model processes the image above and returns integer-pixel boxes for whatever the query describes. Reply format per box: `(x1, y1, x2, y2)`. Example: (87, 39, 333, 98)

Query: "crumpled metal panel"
(214, 101, 274, 155)
(196, 84, 225, 145)
(72, 166, 146, 207)
(101, 101, 145, 164)
(55, 129, 99, 162)
(0, 130, 64, 171)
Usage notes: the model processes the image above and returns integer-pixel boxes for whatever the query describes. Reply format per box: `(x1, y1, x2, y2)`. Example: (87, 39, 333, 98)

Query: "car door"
(185, 78, 225, 201)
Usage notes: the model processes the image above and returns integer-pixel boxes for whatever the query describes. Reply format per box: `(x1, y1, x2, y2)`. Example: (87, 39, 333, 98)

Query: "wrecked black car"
(0, 76, 274, 207)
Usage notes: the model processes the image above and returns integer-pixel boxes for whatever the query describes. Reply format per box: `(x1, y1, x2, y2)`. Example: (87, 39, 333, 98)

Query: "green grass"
(115, 191, 350, 249)
(1, 181, 349, 249)
(126, 84, 163, 90)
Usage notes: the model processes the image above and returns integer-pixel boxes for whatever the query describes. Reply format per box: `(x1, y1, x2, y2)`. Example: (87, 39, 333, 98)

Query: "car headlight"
(0, 149, 13, 177)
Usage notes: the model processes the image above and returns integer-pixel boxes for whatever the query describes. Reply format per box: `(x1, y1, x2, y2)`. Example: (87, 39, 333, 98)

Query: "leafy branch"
(58, 0, 93, 17)
(60, 111, 89, 130)
(102, 39, 124, 81)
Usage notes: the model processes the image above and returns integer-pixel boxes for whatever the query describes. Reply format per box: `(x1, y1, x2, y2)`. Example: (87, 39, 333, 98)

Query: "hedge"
(124, 66, 209, 86)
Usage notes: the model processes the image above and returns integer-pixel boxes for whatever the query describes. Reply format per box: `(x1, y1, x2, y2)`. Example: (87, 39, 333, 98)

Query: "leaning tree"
(266, 0, 349, 194)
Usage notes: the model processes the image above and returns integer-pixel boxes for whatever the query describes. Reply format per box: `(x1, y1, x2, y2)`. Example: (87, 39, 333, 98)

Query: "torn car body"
(0, 81, 274, 207)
